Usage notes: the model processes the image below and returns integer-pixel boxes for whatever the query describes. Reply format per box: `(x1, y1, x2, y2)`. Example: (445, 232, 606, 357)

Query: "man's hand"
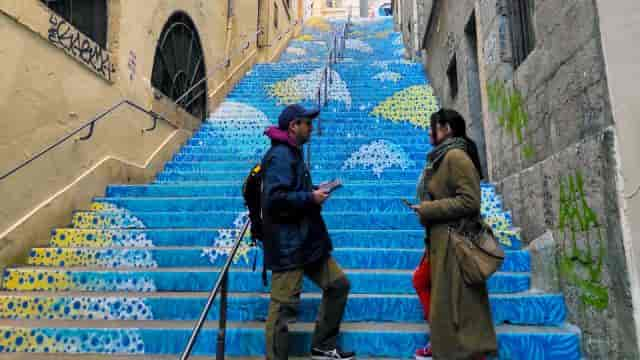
(410, 204, 421, 213)
(312, 189, 330, 205)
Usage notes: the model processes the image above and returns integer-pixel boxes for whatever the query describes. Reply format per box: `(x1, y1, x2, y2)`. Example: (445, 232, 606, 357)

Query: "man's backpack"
(242, 164, 264, 243)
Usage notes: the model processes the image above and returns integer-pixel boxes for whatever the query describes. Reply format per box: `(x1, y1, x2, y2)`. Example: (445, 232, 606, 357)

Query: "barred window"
(509, 0, 535, 68)
(41, 0, 108, 48)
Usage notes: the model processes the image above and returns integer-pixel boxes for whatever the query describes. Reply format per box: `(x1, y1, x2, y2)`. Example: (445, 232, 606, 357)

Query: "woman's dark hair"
(431, 109, 484, 179)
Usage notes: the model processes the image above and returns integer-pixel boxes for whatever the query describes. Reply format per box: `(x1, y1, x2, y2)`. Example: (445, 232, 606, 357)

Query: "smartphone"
(319, 179, 343, 194)
(401, 198, 415, 208)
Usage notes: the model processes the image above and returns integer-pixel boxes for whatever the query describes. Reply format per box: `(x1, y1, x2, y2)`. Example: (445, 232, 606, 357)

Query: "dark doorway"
(464, 11, 488, 177)
(151, 12, 208, 120)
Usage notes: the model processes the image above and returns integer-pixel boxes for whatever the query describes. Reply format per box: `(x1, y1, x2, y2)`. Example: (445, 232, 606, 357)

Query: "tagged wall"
(0, 0, 302, 268)
(396, 0, 640, 358)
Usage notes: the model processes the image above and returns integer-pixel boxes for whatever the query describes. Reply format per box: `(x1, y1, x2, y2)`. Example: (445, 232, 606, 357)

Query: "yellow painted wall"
(0, 0, 302, 267)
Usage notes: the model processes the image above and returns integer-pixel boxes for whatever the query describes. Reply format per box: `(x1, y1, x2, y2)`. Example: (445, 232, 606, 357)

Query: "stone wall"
(396, 0, 639, 357)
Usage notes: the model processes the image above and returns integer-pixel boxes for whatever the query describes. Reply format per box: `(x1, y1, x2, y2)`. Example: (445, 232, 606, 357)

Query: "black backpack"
(242, 163, 264, 243)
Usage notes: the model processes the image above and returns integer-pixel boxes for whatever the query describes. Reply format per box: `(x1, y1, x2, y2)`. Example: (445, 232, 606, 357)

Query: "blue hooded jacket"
(260, 127, 332, 272)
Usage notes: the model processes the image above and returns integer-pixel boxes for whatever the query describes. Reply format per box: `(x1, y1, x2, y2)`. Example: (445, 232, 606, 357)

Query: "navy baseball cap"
(278, 104, 320, 130)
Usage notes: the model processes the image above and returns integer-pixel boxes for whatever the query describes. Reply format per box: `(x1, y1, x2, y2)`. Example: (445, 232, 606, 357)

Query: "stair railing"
(0, 29, 268, 183)
(179, 219, 250, 360)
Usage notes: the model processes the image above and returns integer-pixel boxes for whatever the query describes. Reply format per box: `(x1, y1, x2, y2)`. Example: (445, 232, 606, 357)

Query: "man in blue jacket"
(262, 104, 354, 360)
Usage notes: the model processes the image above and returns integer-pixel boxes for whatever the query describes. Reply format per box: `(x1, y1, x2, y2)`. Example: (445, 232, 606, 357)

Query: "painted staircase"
(0, 18, 581, 359)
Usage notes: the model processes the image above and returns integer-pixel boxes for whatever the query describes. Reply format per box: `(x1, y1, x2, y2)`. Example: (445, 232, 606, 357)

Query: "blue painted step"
(105, 182, 498, 198)
(49, 229, 426, 249)
(0, 323, 581, 359)
(0, 292, 565, 326)
(172, 151, 421, 162)
(189, 135, 433, 145)
(103, 183, 420, 198)
(164, 160, 427, 171)
(155, 170, 427, 182)
(70, 210, 433, 230)
(92, 196, 503, 215)
(2, 268, 531, 294)
(28, 248, 530, 272)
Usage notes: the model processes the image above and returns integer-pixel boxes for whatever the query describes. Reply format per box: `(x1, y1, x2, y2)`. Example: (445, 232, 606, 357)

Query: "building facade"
(0, 0, 304, 269)
(394, 0, 640, 358)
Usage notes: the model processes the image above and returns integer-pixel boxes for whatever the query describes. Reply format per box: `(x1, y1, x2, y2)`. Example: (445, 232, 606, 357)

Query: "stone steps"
(27, 247, 529, 272)
(0, 291, 564, 326)
(0, 320, 582, 358)
(2, 268, 531, 294)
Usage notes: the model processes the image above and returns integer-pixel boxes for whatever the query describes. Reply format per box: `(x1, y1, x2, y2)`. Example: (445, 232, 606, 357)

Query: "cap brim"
(301, 108, 320, 119)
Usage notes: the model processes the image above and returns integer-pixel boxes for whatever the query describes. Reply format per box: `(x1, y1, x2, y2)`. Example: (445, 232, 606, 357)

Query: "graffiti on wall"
(557, 170, 608, 311)
(487, 80, 535, 159)
(127, 51, 137, 81)
(47, 13, 116, 81)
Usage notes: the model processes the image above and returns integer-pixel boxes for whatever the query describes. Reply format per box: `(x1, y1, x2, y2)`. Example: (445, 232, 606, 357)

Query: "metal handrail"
(179, 219, 250, 360)
(0, 100, 166, 182)
(0, 27, 273, 183)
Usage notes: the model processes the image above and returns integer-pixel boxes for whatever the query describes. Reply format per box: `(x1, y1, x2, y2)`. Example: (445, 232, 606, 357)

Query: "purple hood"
(264, 126, 298, 148)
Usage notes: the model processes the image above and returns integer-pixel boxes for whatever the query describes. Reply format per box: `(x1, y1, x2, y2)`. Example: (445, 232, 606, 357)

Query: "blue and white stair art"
(0, 18, 581, 359)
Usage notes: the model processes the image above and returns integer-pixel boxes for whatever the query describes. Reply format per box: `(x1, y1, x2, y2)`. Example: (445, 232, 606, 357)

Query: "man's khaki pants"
(265, 257, 351, 360)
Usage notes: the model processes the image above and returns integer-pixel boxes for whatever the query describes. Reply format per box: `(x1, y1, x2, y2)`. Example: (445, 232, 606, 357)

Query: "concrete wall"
(0, 0, 301, 268)
(396, 0, 639, 357)
(596, 0, 640, 355)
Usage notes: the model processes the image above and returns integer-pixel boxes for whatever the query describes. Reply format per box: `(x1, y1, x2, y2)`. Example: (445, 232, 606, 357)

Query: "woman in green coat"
(412, 109, 498, 360)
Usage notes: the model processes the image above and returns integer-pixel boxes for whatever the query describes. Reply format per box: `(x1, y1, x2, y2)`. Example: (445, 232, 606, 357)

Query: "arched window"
(151, 12, 208, 120)
(41, 0, 108, 48)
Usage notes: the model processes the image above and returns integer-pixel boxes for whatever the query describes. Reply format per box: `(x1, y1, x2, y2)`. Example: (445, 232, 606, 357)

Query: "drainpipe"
(224, 0, 235, 68)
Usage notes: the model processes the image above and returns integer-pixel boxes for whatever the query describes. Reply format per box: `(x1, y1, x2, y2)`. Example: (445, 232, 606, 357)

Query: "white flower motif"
(346, 39, 374, 54)
(267, 68, 352, 108)
(373, 71, 403, 83)
(206, 102, 271, 151)
(342, 140, 416, 177)
(286, 47, 307, 56)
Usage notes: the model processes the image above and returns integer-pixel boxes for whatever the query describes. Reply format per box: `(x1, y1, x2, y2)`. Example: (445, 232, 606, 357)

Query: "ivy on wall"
(557, 170, 608, 311)
(486, 81, 535, 159)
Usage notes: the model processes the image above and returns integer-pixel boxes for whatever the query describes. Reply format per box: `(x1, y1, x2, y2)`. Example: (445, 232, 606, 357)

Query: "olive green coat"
(417, 148, 498, 359)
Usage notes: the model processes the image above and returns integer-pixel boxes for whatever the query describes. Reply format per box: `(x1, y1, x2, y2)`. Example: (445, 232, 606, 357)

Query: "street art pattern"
(342, 140, 415, 177)
(267, 68, 352, 108)
(371, 85, 440, 128)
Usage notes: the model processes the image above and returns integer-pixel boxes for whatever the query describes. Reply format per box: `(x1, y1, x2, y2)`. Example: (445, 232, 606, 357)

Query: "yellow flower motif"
(296, 34, 315, 41)
(0, 297, 57, 319)
(373, 30, 392, 39)
(304, 17, 331, 32)
(371, 85, 440, 128)
(51, 229, 110, 248)
(3, 270, 72, 291)
(0, 328, 57, 352)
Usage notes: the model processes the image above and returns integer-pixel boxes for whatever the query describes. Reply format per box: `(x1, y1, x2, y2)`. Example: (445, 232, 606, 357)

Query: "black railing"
(0, 100, 167, 182)
(0, 27, 274, 184)
(179, 219, 250, 360)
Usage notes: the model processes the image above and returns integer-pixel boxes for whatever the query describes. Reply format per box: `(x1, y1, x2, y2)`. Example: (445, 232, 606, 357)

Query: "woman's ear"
(444, 123, 453, 136)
